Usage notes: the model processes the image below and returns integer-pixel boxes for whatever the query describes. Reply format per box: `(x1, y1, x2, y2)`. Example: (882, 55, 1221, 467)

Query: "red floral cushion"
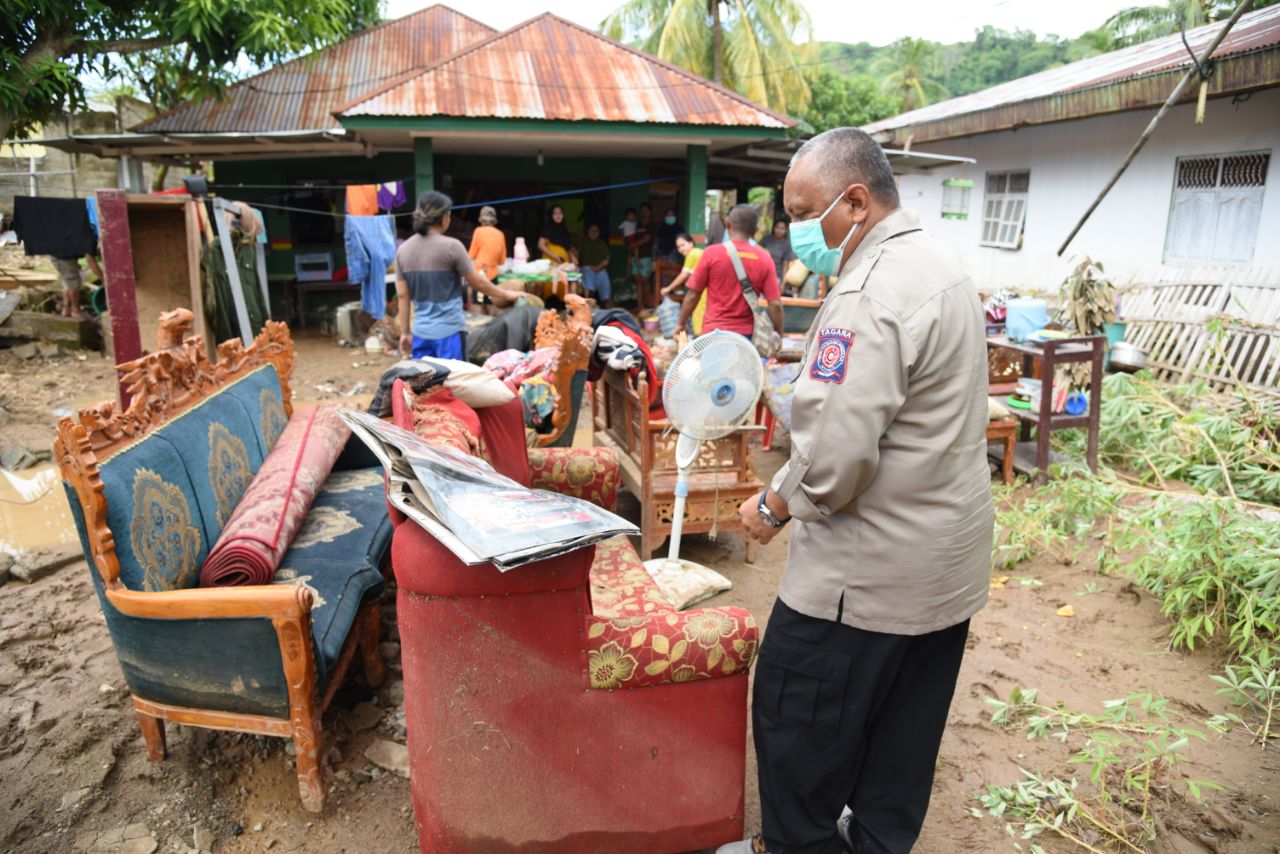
(527, 446, 619, 512)
(411, 386, 485, 457)
(585, 536, 757, 689)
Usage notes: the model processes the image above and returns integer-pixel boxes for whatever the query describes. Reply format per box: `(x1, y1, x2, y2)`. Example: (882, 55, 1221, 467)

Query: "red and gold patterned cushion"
(528, 446, 619, 512)
(585, 536, 757, 689)
(585, 609, 757, 690)
(410, 386, 485, 457)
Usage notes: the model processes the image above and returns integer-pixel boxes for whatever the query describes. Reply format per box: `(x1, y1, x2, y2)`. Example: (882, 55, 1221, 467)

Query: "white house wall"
(894, 86, 1280, 292)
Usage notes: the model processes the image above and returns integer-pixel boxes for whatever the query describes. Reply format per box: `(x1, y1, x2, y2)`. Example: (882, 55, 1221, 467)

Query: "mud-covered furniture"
(55, 311, 390, 812)
(591, 366, 762, 561)
(529, 294, 593, 448)
(388, 380, 758, 853)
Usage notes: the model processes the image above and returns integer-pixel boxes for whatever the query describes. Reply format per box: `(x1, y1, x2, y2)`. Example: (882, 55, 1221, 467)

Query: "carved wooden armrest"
(104, 583, 313, 621)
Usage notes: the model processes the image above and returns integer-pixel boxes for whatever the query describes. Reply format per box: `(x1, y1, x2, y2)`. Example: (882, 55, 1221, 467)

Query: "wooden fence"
(1119, 266, 1280, 397)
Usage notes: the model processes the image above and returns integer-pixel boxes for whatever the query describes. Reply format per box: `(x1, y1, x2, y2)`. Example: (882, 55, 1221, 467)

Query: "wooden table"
(986, 335, 1105, 483)
(287, 273, 395, 329)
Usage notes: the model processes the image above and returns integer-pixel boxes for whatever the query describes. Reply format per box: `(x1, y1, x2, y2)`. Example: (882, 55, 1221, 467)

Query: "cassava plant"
(978, 687, 1219, 852)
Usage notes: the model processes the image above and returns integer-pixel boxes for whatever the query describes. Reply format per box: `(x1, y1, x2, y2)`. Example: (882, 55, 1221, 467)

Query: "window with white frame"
(981, 170, 1030, 249)
(941, 178, 972, 220)
(1164, 150, 1270, 265)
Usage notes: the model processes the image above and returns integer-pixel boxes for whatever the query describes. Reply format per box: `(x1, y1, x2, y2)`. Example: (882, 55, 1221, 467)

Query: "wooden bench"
(591, 367, 762, 561)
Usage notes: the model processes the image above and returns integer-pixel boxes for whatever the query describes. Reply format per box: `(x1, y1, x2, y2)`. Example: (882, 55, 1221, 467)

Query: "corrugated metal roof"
(134, 5, 496, 133)
(864, 5, 1280, 138)
(339, 14, 792, 129)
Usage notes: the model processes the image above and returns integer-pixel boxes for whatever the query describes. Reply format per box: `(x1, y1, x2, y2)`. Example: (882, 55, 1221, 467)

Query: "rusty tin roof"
(864, 5, 1280, 145)
(134, 5, 497, 133)
(338, 13, 793, 129)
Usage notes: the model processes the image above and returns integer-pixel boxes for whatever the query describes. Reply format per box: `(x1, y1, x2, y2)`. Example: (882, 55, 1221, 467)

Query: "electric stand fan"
(644, 330, 764, 607)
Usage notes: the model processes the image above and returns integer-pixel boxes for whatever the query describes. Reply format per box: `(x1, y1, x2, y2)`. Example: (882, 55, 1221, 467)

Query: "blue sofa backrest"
(82, 365, 287, 591)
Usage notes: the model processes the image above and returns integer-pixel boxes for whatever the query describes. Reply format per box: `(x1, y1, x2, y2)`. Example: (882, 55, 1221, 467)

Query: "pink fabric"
(200, 404, 351, 587)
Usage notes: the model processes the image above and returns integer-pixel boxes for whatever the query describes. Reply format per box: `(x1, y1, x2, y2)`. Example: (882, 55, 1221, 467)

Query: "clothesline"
(213, 176, 685, 218)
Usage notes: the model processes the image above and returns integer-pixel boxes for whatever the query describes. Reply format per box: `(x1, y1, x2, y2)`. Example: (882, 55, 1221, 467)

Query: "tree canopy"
(1105, 0, 1278, 47)
(601, 0, 816, 116)
(0, 0, 380, 141)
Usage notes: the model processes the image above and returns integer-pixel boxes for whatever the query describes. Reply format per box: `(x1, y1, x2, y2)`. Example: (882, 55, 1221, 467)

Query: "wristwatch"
(757, 490, 788, 528)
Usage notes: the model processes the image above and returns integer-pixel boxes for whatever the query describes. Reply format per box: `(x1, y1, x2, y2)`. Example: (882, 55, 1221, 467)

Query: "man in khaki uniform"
(718, 128, 993, 854)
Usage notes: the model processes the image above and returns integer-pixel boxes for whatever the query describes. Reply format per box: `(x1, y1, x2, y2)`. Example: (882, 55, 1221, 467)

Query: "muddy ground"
(1, 332, 1277, 854)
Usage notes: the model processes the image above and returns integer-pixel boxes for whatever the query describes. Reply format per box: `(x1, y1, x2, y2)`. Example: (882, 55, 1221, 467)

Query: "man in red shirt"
(679, 204, 783, 338)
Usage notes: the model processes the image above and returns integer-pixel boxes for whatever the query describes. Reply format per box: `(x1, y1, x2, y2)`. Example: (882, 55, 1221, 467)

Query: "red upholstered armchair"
(388, 380, 758, 853)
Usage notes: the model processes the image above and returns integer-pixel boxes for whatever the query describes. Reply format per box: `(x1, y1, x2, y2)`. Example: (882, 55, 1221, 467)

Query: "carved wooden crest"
(532, 294, 594, 447)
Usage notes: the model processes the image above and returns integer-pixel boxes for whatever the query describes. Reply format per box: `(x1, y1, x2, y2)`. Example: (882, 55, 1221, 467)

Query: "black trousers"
(752, 598, 970, 854)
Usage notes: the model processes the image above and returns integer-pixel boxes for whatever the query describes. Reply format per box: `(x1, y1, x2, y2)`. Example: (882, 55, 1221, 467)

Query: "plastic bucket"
(1006, 298, 1048, 342)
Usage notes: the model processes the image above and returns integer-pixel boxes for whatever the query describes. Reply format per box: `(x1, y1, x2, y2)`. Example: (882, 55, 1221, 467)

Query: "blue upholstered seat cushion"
(274, 466, 392, 684)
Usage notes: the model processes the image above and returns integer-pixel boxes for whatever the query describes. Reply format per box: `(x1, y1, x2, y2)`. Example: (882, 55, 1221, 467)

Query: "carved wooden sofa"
(591, 366, 762, 561)
(529, 294, 593, 448)
(55, 312, 389, 812)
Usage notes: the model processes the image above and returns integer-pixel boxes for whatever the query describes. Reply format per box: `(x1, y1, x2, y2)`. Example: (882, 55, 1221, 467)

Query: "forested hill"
(818, 25, 1113, 103)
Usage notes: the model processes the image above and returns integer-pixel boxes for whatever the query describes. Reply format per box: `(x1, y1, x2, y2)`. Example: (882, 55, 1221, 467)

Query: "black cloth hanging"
(11, 196, 96, 258)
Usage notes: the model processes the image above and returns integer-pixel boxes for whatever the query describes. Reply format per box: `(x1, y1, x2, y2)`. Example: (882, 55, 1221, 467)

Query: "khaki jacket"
(769, 209, 993, 636)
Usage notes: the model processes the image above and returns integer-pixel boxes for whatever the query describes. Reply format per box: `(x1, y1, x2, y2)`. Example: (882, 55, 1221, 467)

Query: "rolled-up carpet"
(200, 403, 351, 587)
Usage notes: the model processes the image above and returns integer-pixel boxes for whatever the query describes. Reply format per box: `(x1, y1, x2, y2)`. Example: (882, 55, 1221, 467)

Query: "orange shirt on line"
(346, 185, 379, 216)
(468, 225, 507, 280)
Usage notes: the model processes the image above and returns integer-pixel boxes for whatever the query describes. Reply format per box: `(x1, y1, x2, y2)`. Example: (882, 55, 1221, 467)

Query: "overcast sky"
(386, 0, 1139, 46)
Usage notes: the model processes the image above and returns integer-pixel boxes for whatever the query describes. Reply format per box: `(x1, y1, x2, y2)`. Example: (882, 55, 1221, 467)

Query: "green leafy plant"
(1115, 497, 1280, 659)
(1210, 648, 1280, 746)
(991, 475, 1121, 570)
(1057, 373, 1280, 504)
(979, 688, 1218, 852)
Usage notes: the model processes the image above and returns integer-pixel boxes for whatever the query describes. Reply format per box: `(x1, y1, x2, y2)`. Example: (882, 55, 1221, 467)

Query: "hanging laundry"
(344, 215, 396, 321)
(85, 197, 99, 240)
(377, 181, 407, 211)
(345, 184, 379, 216)
(11, 197, 96, 257)
(202, 240, 269, 344)
(250, 208, 268, 244)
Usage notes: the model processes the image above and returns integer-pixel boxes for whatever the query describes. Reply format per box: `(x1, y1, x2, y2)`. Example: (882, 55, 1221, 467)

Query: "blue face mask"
(664, 216, 677, 226)
(789, 192, 858, 277)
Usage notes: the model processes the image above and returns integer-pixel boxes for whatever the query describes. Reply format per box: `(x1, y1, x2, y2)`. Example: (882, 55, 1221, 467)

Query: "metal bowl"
(1109, 341, 1148, 373)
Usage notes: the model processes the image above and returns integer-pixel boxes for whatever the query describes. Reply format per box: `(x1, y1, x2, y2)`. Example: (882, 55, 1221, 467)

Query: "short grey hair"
(726, 203, 758, 236)
(793, 128, 899, 207)
(478, 205, 497, 226)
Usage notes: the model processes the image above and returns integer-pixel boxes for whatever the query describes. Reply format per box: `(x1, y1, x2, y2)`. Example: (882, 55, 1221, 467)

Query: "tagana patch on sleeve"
(809, 327, 854, 384)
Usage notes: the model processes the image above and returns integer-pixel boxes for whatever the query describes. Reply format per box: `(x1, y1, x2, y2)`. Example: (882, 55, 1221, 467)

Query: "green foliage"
(816, 25, 1094, 107)
(1116, 497, 1280, 659)
(1059, 372, 1280, 504)
(600, 0, 815, 116)
(0, 0, 380, 140)
(979, 687, 1215, 851)
(1209, 648, 1280, 745)
(1105, 0, 1280, 49)
(991, 475, 1121, 570)
(796, 67, 895, 133)
(871, 37, 947, 113)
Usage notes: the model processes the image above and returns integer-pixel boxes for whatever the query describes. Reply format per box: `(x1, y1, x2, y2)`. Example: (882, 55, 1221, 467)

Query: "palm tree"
(872, 38, 948, 114)
(600, 0, 815, 116)
(1105, 0, 1277, 47)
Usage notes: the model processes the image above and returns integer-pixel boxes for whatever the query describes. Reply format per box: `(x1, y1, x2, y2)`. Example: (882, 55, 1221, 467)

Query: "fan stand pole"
(665, 434, 701, 564)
